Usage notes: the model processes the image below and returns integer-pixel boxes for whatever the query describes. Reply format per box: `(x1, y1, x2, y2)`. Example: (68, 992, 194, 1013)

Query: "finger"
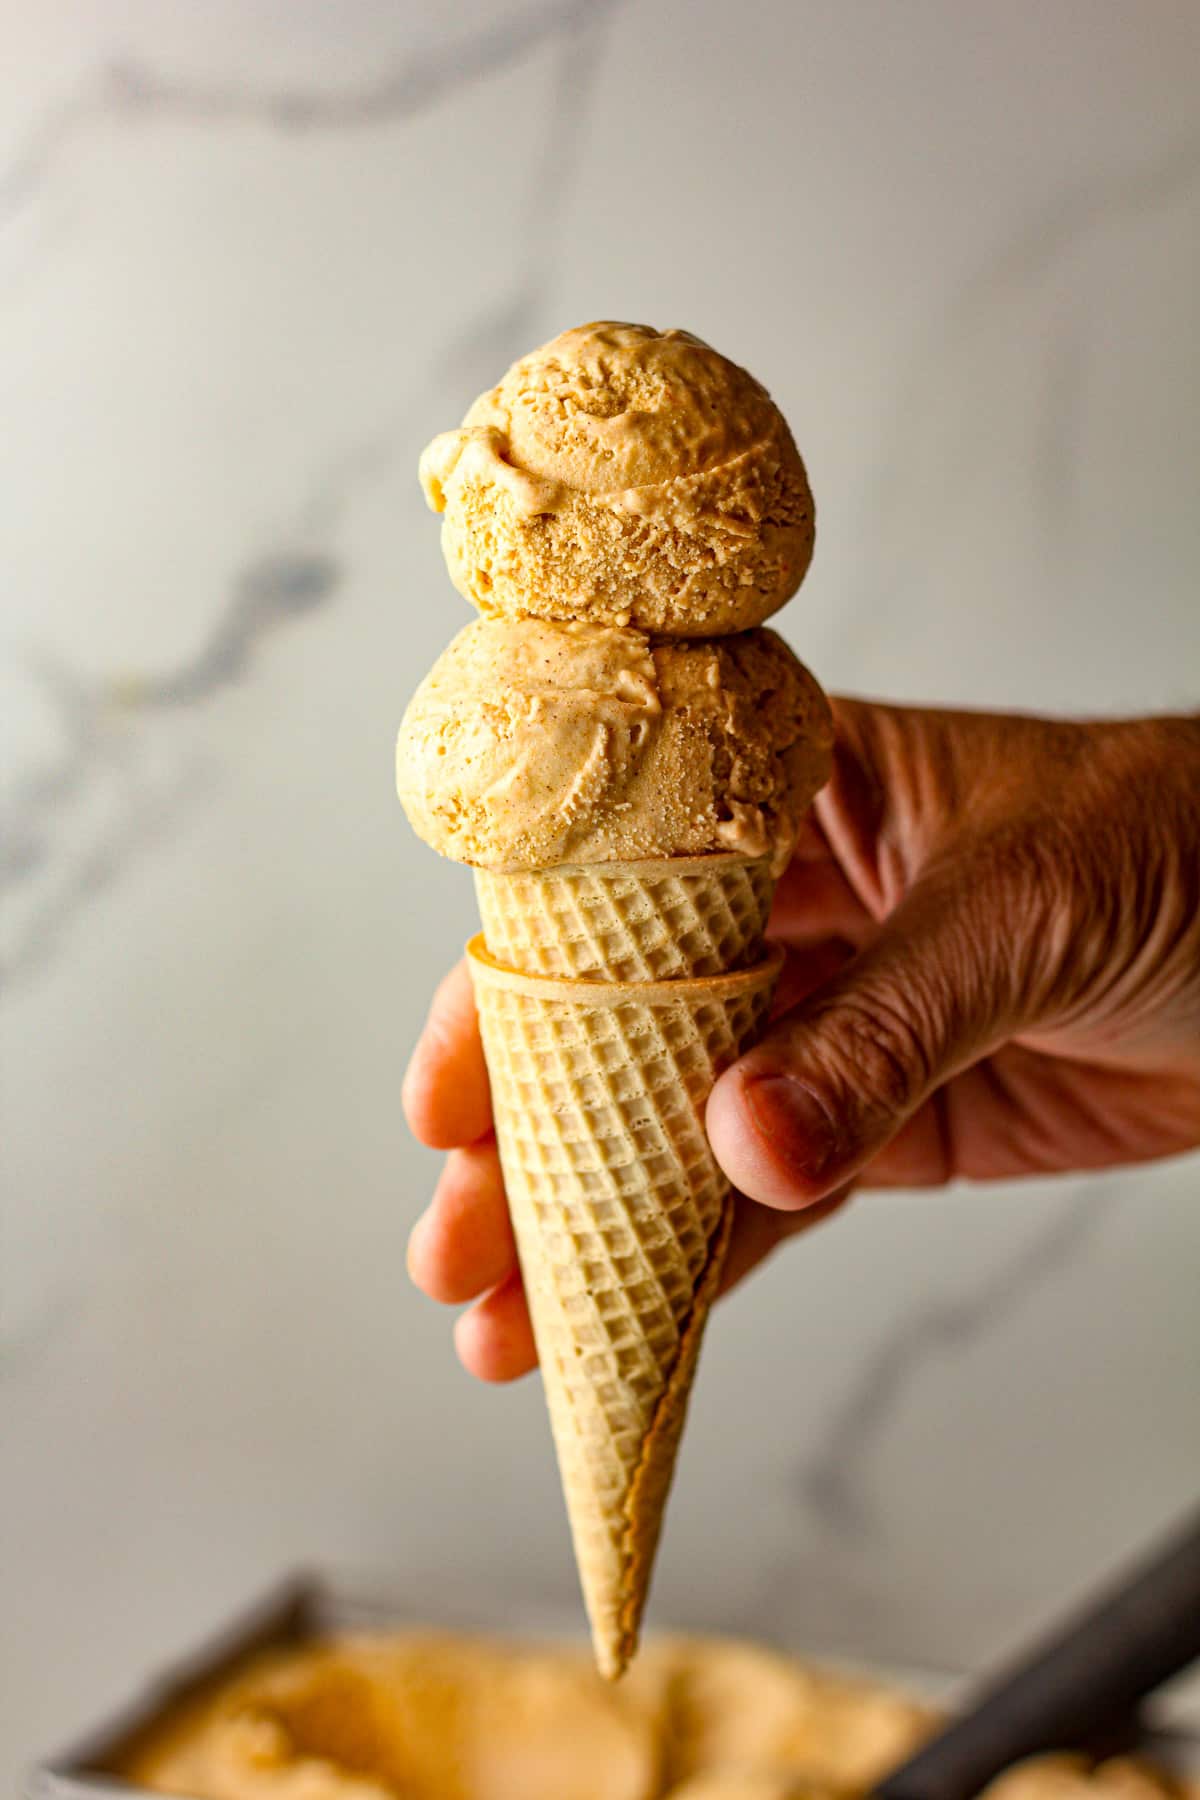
(855, 1044, 1200, 1187)
(770, 939, 856, 1021)
(769, 853, 873, 948)
(454, 1270, 538, 1383)
(718, 1187, 852, 1296)
(708, 873, 1022, 1210)
(787, 810, 834, 864)
(850, 1091, 954, 1188)
(407, 1138, 517, 1304)
(402, 961, 493, 1149)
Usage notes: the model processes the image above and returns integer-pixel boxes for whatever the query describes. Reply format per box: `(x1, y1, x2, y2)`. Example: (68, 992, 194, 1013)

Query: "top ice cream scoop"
(419, 321, 814, 637)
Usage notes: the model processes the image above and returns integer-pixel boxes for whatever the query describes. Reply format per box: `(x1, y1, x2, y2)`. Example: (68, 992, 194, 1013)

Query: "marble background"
(3, 0, 1199, 1779)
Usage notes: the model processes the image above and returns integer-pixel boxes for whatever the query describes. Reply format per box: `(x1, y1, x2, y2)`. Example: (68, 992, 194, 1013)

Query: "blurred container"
(26, 1573, 1200, 1800)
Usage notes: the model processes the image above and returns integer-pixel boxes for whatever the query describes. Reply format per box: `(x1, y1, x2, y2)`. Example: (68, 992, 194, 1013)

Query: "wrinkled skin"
(403, 704, 1200, 1382)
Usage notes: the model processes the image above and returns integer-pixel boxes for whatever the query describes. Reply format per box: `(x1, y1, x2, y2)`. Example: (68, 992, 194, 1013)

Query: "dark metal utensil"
(875, 1504, 1200, 1800)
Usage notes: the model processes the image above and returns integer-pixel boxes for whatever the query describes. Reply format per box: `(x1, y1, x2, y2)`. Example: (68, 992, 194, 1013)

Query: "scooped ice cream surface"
(395, 617, 833, 872)
(114, 1632, 937, 1800)
(115, 1629, 1193, 1800)
(419, 322, 814, 636)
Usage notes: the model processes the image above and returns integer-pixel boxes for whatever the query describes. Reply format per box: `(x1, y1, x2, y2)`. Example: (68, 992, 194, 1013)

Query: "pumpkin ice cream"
(395, 619, 832, 873)
(418, 322, 814, 636)
(113, 1633, 933, 1800)
(113, 1630, 1197, 1800)
(398, 322, 831, 1676)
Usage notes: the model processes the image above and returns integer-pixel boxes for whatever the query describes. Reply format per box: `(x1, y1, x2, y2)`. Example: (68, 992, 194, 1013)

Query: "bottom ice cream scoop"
(395, 617, 832, 873)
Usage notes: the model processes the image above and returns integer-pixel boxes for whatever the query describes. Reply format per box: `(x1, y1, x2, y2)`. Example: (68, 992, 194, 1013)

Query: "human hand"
(404, 703, 1200, 1381)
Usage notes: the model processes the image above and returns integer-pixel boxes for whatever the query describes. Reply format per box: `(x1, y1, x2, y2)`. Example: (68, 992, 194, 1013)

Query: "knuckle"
(421, 1002, 459, 1059)
(809, 982, 934, 1118)
(922, 821, 1083, 1027)
(428, 964, 469, 1030)
(968, 813, 1117, 1021)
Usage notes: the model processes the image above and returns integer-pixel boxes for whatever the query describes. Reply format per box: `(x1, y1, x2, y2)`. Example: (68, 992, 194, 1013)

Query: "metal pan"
(27, 1571, 1200, 1800)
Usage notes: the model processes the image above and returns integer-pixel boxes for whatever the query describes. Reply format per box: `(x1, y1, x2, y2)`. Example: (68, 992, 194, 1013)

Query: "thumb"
(707, 874, 1026, 1209)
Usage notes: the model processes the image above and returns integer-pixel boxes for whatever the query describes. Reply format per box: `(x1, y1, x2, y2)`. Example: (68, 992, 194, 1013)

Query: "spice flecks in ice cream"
(396, 618, 832, 872)
(419, 322, 815, 636)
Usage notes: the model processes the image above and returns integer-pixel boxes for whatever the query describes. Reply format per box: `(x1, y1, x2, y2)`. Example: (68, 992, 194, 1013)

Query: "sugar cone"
(474, 852, 777, 983)
(467, 935, 783, 1678)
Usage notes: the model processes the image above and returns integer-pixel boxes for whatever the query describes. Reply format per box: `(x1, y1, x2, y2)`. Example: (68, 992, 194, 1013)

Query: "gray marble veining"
(1, 1, 614, 224)
(2, 1, 616, 993)
(797, 1185, 1114, 1540)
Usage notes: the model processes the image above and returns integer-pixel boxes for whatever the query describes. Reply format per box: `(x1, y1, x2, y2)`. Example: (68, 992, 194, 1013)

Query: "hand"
(404, 703, 1200, 1381)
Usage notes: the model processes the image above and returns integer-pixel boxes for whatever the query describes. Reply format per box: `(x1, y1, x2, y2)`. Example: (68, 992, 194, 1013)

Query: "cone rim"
(472, 850, 774, 881)
(466, 934, 783, 1004)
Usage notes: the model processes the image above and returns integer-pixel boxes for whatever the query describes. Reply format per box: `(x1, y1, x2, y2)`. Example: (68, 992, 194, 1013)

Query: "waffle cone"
(474, 852, 777, 982)
(467, 936, 783, 1678)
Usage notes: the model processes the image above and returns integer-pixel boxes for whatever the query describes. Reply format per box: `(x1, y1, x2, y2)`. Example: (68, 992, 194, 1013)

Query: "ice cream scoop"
(395, 617, 832, 874)
(419, 322, 814, 637)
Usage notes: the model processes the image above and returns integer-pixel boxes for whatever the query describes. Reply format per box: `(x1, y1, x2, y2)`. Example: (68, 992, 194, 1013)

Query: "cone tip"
(593, 1626, 636, 1682)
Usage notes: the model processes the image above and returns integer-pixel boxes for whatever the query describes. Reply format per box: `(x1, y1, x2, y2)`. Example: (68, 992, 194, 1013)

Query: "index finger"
(402, 960, 493, 1149)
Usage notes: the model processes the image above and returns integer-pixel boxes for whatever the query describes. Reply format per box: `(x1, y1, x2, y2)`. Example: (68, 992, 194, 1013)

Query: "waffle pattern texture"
(468, 938, 782, 1677)
(474, 853, 777, 982)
